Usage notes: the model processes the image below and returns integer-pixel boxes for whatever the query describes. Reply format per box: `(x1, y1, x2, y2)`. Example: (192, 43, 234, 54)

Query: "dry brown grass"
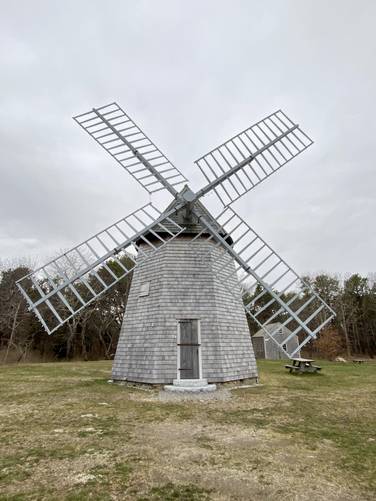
(0, 360, 375, 500)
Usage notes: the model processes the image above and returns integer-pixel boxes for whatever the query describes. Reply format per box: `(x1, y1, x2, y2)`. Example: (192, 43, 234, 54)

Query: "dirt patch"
(128, 420, 369, 500)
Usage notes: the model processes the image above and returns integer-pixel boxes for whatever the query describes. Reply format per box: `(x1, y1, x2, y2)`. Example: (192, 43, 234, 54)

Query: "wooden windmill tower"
(17, 103, 335, 390)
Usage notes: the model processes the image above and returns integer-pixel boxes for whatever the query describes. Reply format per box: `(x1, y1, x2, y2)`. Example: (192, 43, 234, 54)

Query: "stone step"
(172, 378, 209, 387)
(164, 383, 217, 394)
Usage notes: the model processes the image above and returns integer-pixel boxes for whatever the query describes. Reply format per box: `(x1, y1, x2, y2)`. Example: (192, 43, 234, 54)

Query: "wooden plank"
(191, 321, 199, 379)
(291, 357, 314, 363)
(180, 345, 194, 379)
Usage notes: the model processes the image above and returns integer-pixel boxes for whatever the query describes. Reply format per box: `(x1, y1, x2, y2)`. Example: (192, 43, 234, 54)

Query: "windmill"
(17, 102, 335, 389)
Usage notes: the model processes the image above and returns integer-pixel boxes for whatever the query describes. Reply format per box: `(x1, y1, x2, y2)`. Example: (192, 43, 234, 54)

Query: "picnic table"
(352, 359, 366, 364)
(285, 358, 322, 374)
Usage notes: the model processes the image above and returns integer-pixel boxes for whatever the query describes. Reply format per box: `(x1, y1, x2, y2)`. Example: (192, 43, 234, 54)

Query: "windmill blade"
(74, 102, 188, 196)
(194, 206, 335, 357)
(17, 203, 184, 335)
(195, 110, 313, 206)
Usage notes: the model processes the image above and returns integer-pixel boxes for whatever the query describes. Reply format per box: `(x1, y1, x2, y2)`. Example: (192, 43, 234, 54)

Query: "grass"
(0, 360, 375, 500)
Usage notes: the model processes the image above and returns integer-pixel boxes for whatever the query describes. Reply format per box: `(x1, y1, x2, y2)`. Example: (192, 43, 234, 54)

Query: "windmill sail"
(18, 99, 335, 369)
(17, 203, 184, 334)
(195, 110, 313, 206)
(74, 102, 188, 196)
(195, 207, 335, 357)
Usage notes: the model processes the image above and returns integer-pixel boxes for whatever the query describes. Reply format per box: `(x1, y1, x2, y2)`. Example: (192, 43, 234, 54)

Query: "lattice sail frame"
(192, 207, 335, 357)
(74, 102, 188, 195)
(194, 110, 313, 207)
(17, 204, 184, 334)
(17, 101, 334, 354)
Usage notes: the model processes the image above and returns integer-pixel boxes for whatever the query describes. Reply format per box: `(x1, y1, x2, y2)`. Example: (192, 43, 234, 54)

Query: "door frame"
(176, 318, 202, 380)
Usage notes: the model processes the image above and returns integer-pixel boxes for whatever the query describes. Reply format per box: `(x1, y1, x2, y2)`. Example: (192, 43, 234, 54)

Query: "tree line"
(0, 260, 375, 363)
(0, 258, 132, 363)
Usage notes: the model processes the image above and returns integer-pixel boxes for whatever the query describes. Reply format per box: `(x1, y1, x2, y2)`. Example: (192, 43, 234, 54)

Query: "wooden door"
(179, 320, 199, 379)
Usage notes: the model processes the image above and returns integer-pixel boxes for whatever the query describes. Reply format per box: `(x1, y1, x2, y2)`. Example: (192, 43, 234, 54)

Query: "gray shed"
(252, 323, 301, 359)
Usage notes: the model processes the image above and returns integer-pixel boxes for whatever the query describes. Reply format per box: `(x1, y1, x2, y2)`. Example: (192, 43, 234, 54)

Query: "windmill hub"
(17, 102, 335, 387)
(181, 186, 196, 203)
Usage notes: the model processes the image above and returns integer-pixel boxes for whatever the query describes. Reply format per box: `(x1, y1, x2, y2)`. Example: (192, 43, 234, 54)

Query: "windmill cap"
(135, 185, 233, 245)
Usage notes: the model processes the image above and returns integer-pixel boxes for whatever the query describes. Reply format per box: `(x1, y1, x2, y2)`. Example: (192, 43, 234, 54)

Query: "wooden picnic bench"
(352, 359, 366, 364)
(285, 358, 322, 374)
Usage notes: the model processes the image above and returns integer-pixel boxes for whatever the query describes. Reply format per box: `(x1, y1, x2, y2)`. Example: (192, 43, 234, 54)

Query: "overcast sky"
(0, 0, 375, 276)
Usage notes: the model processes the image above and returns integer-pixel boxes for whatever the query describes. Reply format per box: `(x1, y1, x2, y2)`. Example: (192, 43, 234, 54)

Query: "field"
(0, 360, 375, 501)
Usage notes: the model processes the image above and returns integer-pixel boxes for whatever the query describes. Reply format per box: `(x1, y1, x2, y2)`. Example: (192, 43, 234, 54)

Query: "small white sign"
(139, 282, 150, 297)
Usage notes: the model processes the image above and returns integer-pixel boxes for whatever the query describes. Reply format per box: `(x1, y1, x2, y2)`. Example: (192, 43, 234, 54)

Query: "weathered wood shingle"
(112, 234, 258, 384)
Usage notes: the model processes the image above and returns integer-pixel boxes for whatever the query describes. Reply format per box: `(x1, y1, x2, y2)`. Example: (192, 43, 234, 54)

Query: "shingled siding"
(112, 235, 258, 384)
(252, 336, 266, 359)
(252, 324, 301, 360)
(264, 326, 301, 360)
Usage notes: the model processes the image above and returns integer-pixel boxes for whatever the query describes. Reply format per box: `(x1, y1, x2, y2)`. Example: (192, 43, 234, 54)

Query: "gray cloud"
(0, 0, 375, 275)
